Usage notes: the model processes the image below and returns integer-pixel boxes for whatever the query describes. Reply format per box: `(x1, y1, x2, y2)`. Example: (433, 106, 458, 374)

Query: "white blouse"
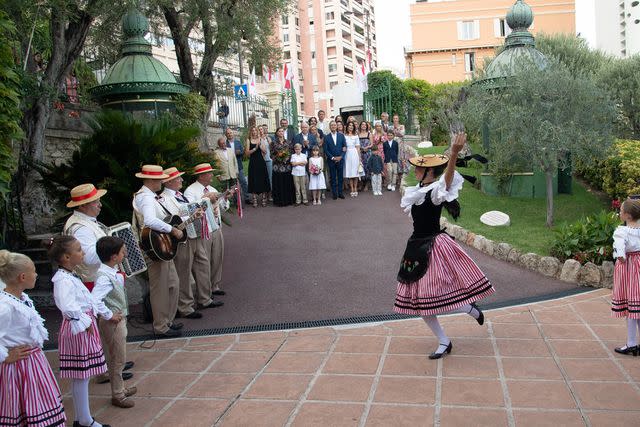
(401, 170, 464, 215)
(0, 291, 49, 363)
(52, 269, 112, 335)
(613, 226, 640, 259)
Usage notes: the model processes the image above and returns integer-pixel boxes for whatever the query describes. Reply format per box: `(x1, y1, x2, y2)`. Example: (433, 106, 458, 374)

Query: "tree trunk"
(162, 6, 196, 88)
(545, 169, 554, 227)
(19, 4, 95, 233)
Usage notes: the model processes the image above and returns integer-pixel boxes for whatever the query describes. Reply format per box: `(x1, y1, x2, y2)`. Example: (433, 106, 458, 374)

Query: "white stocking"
(422, 316, 450, 353)
(448, 303, 479, 319)
(71, 379, 102, 427)
(627, 318, 638, 347)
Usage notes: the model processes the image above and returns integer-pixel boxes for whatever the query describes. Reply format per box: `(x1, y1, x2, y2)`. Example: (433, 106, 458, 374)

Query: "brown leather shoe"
(124, 386, 137, 397)
(111, 396, 135, 408)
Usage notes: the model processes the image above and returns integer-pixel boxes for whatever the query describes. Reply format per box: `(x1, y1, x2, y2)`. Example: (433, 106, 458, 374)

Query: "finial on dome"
(506, 0, 534, 31)
(122, 9, 149, 38)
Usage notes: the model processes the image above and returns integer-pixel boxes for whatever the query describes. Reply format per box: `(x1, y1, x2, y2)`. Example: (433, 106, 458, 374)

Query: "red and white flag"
(282, 63, 295, 90)
(262, 64, 275, 82)
(356, 60, 369, 93)
(248, 66, 257, 96)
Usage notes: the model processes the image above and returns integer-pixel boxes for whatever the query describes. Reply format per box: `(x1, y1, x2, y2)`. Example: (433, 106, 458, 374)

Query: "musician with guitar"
(132, 165, 183, 338)
(185, 163, 234, 299)
(160, 167, 221, 320)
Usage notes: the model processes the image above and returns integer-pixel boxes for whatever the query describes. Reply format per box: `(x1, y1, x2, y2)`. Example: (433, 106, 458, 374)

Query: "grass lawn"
(405, 145, 609, 255)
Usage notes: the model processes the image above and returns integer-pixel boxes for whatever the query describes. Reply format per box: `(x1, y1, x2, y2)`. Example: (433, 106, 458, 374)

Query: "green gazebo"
(475, 0, 570, 198)
(89, 9, 189, 116)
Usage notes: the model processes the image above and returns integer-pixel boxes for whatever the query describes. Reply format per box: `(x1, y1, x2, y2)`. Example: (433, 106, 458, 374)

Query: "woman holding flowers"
(271, 126, 295, 206)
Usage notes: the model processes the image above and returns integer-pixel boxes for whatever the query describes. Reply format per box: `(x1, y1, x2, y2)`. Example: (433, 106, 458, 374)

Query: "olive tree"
(462, 62, 616, 227)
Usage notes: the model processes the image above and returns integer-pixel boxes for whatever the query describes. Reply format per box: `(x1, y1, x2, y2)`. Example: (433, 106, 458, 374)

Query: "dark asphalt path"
(42, 190, 582, 344)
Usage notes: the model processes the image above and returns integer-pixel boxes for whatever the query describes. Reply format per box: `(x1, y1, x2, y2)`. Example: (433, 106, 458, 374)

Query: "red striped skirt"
(58, 311, 107, 379)
(0, 347, 66, 426)
(611, 252, 640, 319)
(394, 233, 494, 316)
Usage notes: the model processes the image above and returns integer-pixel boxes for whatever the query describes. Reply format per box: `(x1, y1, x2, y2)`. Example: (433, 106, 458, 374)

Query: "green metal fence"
(363, 76, 416, 135)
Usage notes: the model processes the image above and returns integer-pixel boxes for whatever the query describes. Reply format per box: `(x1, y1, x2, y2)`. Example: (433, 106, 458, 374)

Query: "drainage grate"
(43, 286, 596, 350)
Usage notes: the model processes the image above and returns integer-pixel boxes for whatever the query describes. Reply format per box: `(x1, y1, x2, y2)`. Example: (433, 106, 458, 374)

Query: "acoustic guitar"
(140, 201, 207, 261)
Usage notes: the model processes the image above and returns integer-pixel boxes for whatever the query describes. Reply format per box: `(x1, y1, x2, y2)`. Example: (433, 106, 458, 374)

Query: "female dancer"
(394, 132, 494, 359)
(0, 250, 66, 426)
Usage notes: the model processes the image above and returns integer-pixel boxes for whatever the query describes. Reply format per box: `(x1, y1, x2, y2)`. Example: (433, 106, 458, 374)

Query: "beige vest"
(63, 212, 108, 282)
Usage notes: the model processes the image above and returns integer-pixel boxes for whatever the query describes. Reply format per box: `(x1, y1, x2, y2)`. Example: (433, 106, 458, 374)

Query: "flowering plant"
(275, 148, 290, 163)
(309, 163, 320, 175)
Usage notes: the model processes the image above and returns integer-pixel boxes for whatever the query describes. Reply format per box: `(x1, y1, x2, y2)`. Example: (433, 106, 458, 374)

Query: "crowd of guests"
(214, 111, 418, 208)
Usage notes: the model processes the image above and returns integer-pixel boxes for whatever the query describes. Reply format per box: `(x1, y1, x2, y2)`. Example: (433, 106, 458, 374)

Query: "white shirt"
(53, 269, 112, 335)
(133, 185, 172, 233)
(400, 171, 464, 216)
(0, 291, 49, 363)
(613, 226, 640, 259)
(317, 120, 329, 134)
(217, 147, 229, 161)
(92, 263, 124, 306)
(291, 153, 308, 176)
(68, 211, 106, 275)
(161, 188, 189, 219)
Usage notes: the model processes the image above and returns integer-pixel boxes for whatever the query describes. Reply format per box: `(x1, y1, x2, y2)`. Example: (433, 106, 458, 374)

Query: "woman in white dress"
(343, 121, 361, 197)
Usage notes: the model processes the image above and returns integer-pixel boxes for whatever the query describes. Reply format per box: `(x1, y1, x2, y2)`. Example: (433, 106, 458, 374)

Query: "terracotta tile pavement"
(47, 288, 640, 426)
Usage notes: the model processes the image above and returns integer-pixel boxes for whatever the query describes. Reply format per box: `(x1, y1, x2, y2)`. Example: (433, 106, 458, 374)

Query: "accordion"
(182, 199, 218, 238)
(108, 222, 147, 277)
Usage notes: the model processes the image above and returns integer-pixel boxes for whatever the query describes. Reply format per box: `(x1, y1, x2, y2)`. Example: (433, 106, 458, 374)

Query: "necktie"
(203, 187, 209, 195)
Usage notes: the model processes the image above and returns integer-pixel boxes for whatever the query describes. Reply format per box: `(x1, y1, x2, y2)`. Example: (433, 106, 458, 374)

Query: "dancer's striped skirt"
(58, 312, 107, 379)
(611, 252, 640, 319)
(394, 233, 494, 316)
(0, 347, 66, 426)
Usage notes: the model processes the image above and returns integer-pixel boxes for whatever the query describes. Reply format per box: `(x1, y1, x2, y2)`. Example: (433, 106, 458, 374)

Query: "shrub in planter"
(550, 210, 619, 265)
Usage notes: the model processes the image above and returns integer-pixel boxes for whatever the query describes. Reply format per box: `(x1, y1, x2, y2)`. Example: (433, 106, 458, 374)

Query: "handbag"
(358, 163, 365, 176)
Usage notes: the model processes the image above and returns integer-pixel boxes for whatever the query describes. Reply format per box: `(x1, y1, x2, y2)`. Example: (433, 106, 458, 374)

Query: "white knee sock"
(422, 316, 451, 353)
(627, 318, 638, 347)
(448, 303, 480, 320)
(72, 379, 102, 427)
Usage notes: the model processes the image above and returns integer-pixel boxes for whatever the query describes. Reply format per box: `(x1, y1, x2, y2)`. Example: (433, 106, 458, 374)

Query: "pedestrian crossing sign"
(234, 84, 248, 101)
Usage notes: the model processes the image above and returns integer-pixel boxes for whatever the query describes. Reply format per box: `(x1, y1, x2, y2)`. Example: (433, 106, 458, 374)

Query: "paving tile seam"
(433, 346, 445, 427)
(568, 303, 640, 393)
(213, 335, 288, 426)
(529, 307, 592, 426)
(149, 335, 240, 427)
(358, 334, 392, 427)
(487, 321, 516, 427)
(283, 333, 339, 427)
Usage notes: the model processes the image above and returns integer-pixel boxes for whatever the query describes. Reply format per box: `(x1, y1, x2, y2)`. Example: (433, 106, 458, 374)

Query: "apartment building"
(578, 0, 640, 57)
(276, 0, 378, 118)
(405, 0, 575, 84)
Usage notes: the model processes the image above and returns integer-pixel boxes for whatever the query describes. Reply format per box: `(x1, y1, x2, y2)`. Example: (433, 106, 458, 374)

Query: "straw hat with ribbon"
(192, 163, 215, 175)
(162, 167, 185, 183)
(66, 183, 107, 208)
(135, 165, 169, 180)
(408, 154, 449, 168)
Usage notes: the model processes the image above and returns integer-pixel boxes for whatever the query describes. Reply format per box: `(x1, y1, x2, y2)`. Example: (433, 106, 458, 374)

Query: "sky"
(373, 0, 594, 78)
(374, 0, 412, 77)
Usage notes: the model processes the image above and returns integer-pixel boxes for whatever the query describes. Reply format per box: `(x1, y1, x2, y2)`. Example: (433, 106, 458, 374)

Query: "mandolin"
(139, 201, 207, 261)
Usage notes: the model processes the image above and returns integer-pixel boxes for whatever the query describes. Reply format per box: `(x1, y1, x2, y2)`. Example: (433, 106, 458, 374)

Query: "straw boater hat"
(409, 154, 449, 168)
(135, 164, 169, 179)
(162, 167, 185, 183)
(192, 163, 214, 175)
(66, 183, 107, 208)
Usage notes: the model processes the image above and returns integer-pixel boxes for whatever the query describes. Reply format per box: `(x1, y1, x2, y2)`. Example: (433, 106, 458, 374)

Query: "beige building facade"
(274, 0, 378, 119)
(405, 0, 575, 84)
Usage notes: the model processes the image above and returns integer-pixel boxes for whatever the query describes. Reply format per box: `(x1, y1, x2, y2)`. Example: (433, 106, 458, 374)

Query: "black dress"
(248, 142, 271, 194)
(271, 139, 295, 206)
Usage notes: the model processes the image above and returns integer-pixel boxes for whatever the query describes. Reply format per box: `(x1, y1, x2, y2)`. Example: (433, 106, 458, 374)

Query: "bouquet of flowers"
(275, 148, 290, 163)
(309, 163, 321, 175)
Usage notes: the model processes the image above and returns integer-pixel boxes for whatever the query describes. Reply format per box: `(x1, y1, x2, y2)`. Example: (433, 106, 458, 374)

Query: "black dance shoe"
(124, 361, 134, 371)
(429, 341, 453, 360)
(73, 419, 110, 427)
(471, 302, 485, 326)
(614, 345, 639, 356)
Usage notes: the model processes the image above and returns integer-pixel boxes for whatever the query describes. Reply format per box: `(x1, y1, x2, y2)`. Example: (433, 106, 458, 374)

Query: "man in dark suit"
(293, 122, 318, 156)
(383, 129, 399, 192)
(323, 120, 346, 199)
(279, 118, 295, 145)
